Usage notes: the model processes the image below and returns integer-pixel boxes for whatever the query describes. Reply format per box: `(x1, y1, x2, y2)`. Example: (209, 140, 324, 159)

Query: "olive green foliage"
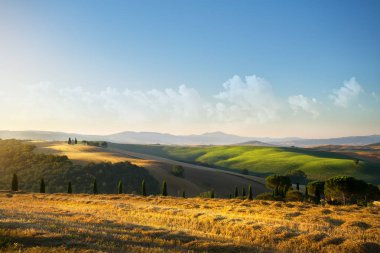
(182, 190, 186, 198)
(286, 169, 307, 184)
(286, 190, 304, 201)
(234, 187, 238, 198)
(366, 183, 380, 201)
(325, 176, 368, 204)
(242, 187, 246, 197)
(307, 181, 325, 197)
(0, 140, 159, 194)
(170, 165, 184, 177)
(266, 175, 291, 190)
(255, 192, 276, 201)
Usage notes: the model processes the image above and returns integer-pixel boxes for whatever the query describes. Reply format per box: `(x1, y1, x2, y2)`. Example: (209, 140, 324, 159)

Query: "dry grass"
(1, 193, 379, 253)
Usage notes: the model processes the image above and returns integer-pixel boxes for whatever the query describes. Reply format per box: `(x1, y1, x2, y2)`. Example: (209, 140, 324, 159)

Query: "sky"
(0, 0, 379, 138)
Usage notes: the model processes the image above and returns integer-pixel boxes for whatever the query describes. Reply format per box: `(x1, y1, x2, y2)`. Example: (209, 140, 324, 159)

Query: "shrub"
(325, 176, 367, 204)
(286, 190, 303, 201)
(241, 168, 249, 175)
(171, 165, 184, 177)
(198, 191, 214, 198)
(255, 192, 276, 201)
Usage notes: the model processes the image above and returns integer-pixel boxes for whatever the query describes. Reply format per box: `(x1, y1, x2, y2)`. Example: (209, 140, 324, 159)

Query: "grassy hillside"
(0, 140, 159, 194)
(110, 144, 380, 184)
(1, 193, 379, 253)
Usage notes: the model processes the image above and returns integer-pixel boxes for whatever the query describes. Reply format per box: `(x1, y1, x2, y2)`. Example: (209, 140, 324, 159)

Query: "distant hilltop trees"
(67, 138, 108, 148)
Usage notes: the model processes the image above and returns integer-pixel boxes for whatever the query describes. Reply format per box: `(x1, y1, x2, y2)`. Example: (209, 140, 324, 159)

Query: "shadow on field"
(0, 212, 267, 253)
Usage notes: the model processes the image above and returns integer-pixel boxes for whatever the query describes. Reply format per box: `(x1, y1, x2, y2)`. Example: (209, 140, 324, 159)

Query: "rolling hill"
(110, 144, 380, 184)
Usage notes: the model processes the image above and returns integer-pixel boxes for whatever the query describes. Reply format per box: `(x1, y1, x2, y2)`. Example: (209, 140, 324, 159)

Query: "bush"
(255, 192, 276, 201)
(198, 190, 215, 198)
(286, 190, 304, 201)
(171, 165, 184, 177)
(325, 176, 368, 204)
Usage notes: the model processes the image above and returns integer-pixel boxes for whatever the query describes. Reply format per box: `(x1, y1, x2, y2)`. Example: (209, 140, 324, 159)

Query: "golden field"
(0, 193, 379, 253)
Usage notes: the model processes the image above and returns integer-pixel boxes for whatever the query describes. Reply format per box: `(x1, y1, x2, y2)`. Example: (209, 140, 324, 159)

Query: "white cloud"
(372, 92, 380, 102)
(213, 75, 278, 123)
(288, 95, 319, 118)
(329, 77, 363, 107)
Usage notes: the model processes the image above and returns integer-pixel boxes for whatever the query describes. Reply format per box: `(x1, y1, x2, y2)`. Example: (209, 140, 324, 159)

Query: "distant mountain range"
(1, 130, 379, 147)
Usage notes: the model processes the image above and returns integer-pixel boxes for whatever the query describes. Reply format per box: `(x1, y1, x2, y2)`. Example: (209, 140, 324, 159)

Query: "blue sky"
(0, 0, 379, 137)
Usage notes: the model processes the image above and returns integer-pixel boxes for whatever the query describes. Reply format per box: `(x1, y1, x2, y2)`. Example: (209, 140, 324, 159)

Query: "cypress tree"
(305, 186, 309, 197)
(229, 193, 232, 199)
(74, 138, 78, 144)
(40, 178, 45, 193)
(118, 180, 123, 194)
(234, 187, 238, 198)
(141, 180, 146, 196)
(162, 180, 167, 196)
(182, 190, 186, 198)
(93, 179, 98, 194)
(68, 182, 72, 194)
(242, 187, 246, 197)
(248, 184, 253, 200)
(68, 138, 71, 145)
(210, 190, 215, 199)
(11, 173, 18, 191)
(296, 183, 300, 191)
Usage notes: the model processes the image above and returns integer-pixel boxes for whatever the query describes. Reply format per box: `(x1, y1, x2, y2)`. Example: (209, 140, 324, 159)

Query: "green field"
(110, 143, 380, 184)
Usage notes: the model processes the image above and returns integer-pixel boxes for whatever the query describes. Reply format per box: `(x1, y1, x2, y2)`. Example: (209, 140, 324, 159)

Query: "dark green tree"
(285, 169, 307, 185)
(242, 187, 246, 197)
(141, 180, 146, 196)
(93, 179, 98, 194)
(296, 183, 300, 191)
(68, 138, 72, 145)
(234, 187, 239, 198)
(325, 176, 367, 204)
(305, 186, 309, 197)
(118, 180, 123, 194)
(162, 180, 167, 196)
(266, 175, 291, 193)
(74, 138, 78, 144)
(40, 178, 45, 193)
(182, 190, 186, 198)
(11, 173, 18, 191)
(248, 184, 253, 200)
(68, 182, 72, 194)
(210, 190, 215, 199)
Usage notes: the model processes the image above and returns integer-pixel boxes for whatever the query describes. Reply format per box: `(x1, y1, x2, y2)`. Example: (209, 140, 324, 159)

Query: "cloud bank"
(329, 77, 363, 107)
(288, 95, 319, 117)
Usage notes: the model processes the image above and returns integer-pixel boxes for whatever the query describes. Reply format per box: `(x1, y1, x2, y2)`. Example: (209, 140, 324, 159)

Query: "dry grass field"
(1, 193, 379, 253)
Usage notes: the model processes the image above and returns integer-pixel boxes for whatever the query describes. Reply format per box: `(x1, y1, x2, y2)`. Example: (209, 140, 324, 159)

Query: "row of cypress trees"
(11, 173, 253, 199)
(230, 185, 254, 200)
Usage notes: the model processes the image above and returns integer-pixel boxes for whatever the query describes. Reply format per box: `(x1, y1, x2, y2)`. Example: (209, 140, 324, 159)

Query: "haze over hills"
(1, 130, 380, 147)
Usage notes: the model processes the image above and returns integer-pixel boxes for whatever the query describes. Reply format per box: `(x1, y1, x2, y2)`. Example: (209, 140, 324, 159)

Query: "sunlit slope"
(110, 144, 380, 183)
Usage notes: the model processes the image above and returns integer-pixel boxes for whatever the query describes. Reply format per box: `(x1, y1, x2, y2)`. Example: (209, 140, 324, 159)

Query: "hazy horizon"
(1, 1, 379, 138)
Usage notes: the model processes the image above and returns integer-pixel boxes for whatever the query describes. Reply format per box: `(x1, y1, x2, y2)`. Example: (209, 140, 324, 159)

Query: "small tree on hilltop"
(93, 179, 98, 194)
(40, 178, 45, 193)
(248, 185, 253, 200)
(68, 182, 72, 194)
(118, 180, 123, 194)
(11, 173, 18, 191)
(162, 181, 168, 196)
(141, 180, 146, 196)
